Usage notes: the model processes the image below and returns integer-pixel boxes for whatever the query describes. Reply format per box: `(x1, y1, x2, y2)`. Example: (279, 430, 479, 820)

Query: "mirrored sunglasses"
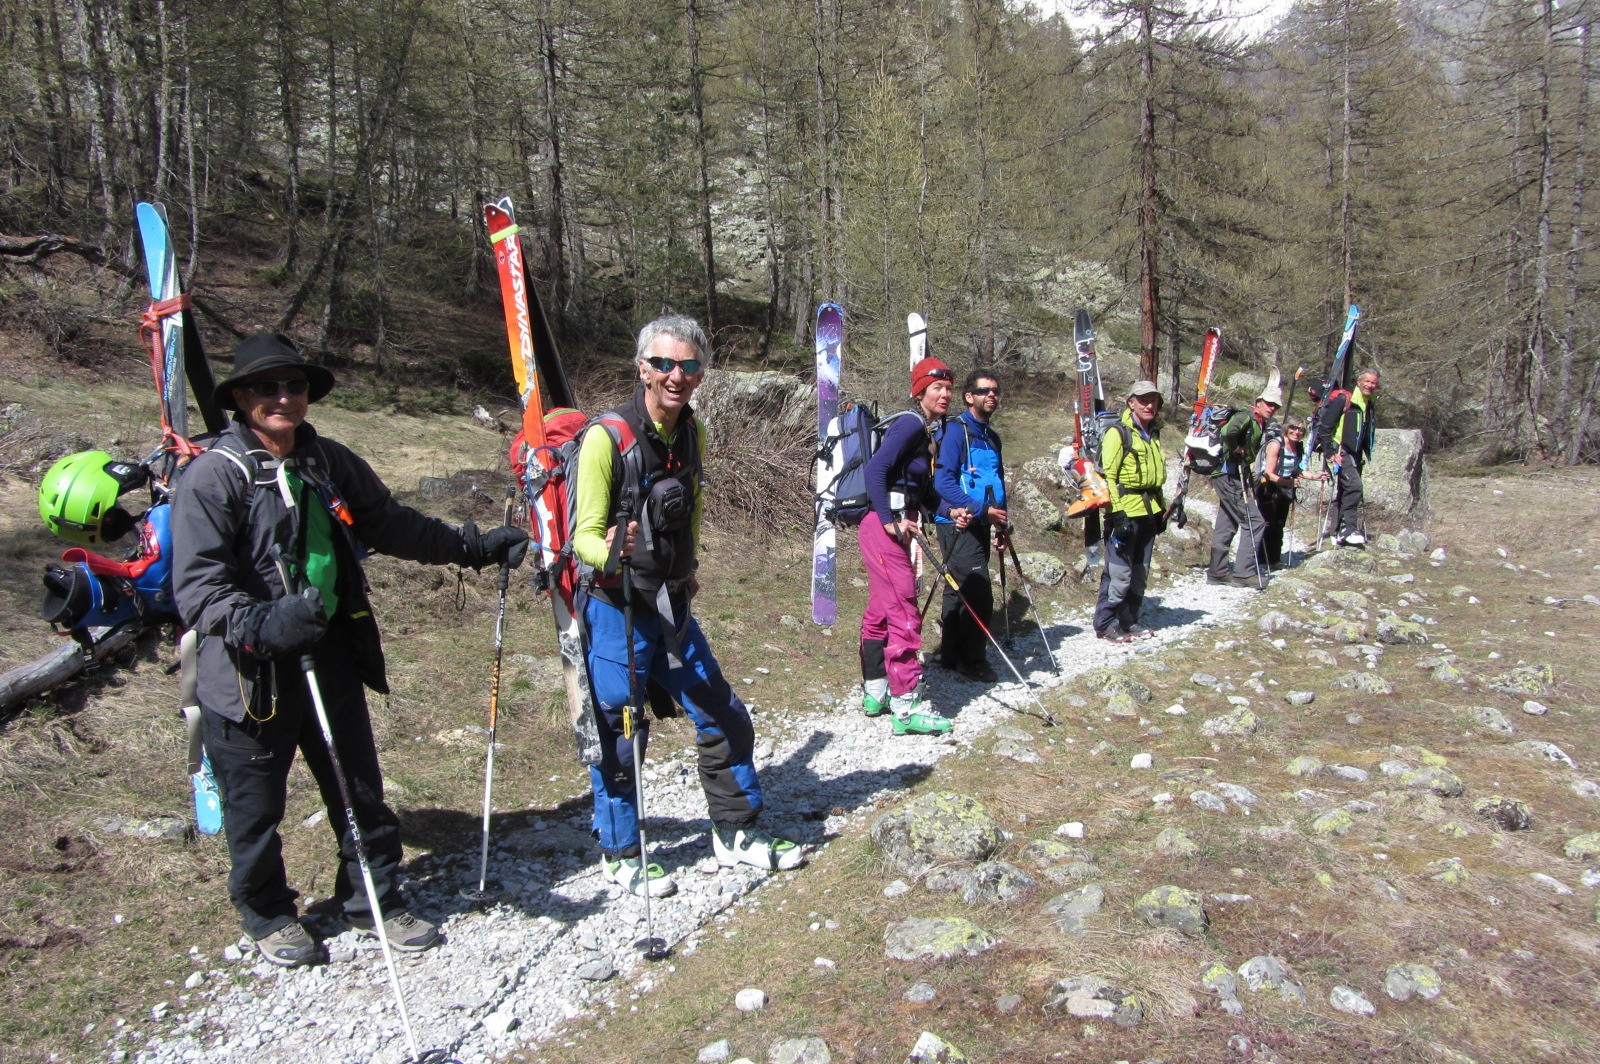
(245, 377, 311, 398)
(970, 386, 1000, 396)
(645, 356, 703, 376)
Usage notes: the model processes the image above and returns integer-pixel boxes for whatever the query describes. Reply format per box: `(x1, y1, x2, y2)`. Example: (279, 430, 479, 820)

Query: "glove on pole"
(464, 491, 517, 904)
(270, 464, 445, 1064)
(907, 525, 1055, 727)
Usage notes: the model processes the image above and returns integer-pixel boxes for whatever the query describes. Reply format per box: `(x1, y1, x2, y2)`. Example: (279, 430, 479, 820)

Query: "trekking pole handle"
(496, 489, 516, 594)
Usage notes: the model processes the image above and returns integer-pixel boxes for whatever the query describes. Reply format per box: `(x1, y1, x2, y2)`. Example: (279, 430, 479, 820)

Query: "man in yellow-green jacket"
(1094, 380, 1168, 642)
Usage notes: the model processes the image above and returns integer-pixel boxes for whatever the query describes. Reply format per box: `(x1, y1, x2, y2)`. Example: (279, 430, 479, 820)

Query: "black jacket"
(172, 419, 468, 722)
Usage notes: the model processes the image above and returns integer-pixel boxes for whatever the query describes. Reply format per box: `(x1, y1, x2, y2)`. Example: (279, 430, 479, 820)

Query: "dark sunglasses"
(244, 377, 310, 398)
(969, 386, 1000, 396)
(644, 356, 703, 376)
(923, 368, 953, 382)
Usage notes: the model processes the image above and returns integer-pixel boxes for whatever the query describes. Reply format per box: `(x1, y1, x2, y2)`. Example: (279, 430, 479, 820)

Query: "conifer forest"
(1, 0, 1596, 461)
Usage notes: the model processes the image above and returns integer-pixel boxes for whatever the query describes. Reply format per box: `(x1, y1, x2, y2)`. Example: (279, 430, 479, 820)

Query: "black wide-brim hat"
(214, 332, 336, 411)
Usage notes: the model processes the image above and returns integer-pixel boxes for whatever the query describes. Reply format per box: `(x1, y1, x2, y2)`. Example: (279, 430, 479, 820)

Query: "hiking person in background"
(172, 332, 528, 968)
(1255, 414, 1326, 570)
(1094, 381, 1167, 641)
(1317, 368, 1380, 547)
(859, 356, 954, 735)
(570, 315, 803, 900)
(931, 369, 1007, 682)
(1207, 382, 1280, 588)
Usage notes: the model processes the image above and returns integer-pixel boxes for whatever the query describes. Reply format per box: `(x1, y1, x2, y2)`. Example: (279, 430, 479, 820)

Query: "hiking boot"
(862, 691, 888, 717)
(1228, 574, 1266, 589)
(713, 824, 805, 871)
(254, 920, 322, 968)
(601, 854, 678, 898)
(892, 711, 952, 736)
(1205, 572, 1232, 585)
(1126, 623, 1154, 639)
(955, 660, 999, 683)
(345, 910, 440, 953)
(1100, 624, 1135, 643)
(1343, 531, 1367, 547)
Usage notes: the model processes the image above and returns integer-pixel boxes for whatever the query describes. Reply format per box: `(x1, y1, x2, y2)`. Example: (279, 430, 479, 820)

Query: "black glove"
(461, 519, 530, 571)
(1109, 511, 1135, 548)
(241, 588, 328, 660)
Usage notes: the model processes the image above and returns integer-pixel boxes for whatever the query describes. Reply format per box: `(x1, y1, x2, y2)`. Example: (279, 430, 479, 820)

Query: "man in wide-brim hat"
(171, 331, 528, 967)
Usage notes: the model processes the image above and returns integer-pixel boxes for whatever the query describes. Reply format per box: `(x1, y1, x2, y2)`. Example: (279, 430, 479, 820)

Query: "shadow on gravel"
(755, 728, 934, 841)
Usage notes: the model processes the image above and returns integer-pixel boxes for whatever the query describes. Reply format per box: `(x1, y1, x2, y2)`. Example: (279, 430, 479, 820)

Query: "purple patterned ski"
(812, 303, 844, 625)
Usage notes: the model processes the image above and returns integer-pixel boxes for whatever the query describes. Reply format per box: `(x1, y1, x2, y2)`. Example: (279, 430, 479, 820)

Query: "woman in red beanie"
(857, 356, 954, 735)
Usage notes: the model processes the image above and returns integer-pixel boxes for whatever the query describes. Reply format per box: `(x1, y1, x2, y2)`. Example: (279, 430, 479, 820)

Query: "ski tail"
(485, 197, 550, 450)
(1192, 327, 1221, 427)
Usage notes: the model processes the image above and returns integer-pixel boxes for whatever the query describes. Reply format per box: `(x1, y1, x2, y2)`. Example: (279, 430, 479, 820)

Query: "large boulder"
(1364, 428, 1428, 518)
(871, 792, 1005, 877)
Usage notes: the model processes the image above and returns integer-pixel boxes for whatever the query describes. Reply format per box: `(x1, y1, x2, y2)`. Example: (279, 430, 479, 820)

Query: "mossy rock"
(871, 792, 1004, 877)
(1488, 663, 1555, 697)
(1132, 884, 1208, 936)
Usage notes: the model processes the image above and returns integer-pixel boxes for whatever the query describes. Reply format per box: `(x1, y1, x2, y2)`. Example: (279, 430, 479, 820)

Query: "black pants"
(1334, 459, 1364, 537)
(936, 521, 993, 668)
(202, 643, 403, 940)
(1209, 473, 1264, 580)
(1256, 490, 1293, 568)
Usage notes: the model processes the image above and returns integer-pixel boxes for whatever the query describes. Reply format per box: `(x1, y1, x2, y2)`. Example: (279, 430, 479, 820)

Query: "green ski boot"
(890, 693, 951, 735)
(862, 679, 889, 717)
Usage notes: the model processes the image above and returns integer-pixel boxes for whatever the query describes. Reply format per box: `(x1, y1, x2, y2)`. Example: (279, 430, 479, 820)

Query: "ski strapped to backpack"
(814, 403, 926, 526)
(1184, 403, 1237, 476)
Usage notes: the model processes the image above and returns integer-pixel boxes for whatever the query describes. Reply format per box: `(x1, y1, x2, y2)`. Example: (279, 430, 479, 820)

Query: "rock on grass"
(884, 917, 998, 962)
(1133, 885, 1207, 935)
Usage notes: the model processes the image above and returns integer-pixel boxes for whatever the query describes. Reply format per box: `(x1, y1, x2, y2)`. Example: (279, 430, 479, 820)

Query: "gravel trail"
(128, 572, 1257, 1064)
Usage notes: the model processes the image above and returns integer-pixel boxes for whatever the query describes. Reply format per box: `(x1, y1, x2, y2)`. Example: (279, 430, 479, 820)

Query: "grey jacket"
(172, 419, 468, 722)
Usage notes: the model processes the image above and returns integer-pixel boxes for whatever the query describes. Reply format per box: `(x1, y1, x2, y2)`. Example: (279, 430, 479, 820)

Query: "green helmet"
(38, 451, 144, 546)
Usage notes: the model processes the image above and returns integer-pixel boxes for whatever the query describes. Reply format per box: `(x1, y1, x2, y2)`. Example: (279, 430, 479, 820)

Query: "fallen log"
(0, 625, 145, 717)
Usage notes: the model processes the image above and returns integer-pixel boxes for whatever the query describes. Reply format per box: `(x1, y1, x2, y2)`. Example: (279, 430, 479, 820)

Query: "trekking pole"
(1003, 535, 1059, 674)
(463, 489, 517, 905)
(1236, 467, 1265, 590)
(985, 488, 1011, 647)
(908, 526, 1055, 726)
(268, 471, 449, 1064)
(618, 540, 669, 961)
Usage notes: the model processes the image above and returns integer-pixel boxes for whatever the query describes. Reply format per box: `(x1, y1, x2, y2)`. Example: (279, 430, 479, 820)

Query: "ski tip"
(908, 312, 926, 333)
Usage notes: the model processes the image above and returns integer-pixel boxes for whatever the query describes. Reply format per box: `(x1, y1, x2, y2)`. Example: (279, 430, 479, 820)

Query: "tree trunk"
(686, 0, 718, 340)
(1137, 1, 1160, 382)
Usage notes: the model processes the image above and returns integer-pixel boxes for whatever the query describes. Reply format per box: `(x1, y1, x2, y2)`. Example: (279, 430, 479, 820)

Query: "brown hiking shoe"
(254, 921, 322, 968)
(346, 910, 440, 953)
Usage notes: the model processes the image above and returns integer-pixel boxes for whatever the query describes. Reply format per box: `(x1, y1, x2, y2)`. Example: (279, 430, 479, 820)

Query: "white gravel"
(125, 571, 1258, 1064)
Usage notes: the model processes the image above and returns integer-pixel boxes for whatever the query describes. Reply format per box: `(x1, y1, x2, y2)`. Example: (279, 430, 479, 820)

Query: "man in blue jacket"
(932, 369, 1008, 682)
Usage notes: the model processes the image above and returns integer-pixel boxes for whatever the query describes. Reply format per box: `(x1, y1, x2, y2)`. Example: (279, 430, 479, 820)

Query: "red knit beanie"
(910, 356, 953, 398)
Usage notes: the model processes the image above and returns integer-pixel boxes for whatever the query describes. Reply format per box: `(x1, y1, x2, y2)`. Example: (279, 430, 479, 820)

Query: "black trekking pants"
(1256, 490, 1293, 568)
(201, 640, 404, 941)
(936, 521, 993, 668)
(1334, 459, 1364, 537)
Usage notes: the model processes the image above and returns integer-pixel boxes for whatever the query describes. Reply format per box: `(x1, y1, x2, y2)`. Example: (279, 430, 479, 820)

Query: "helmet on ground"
(38, 451, 144, 546)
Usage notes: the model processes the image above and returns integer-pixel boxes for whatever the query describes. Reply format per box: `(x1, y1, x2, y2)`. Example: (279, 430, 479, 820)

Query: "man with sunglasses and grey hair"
(568, 315, 803, 901)
(172, 332, 528, 968)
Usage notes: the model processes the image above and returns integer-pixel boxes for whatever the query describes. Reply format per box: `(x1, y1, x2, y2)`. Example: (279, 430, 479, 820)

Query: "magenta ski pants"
(859, 516, 922, 696)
